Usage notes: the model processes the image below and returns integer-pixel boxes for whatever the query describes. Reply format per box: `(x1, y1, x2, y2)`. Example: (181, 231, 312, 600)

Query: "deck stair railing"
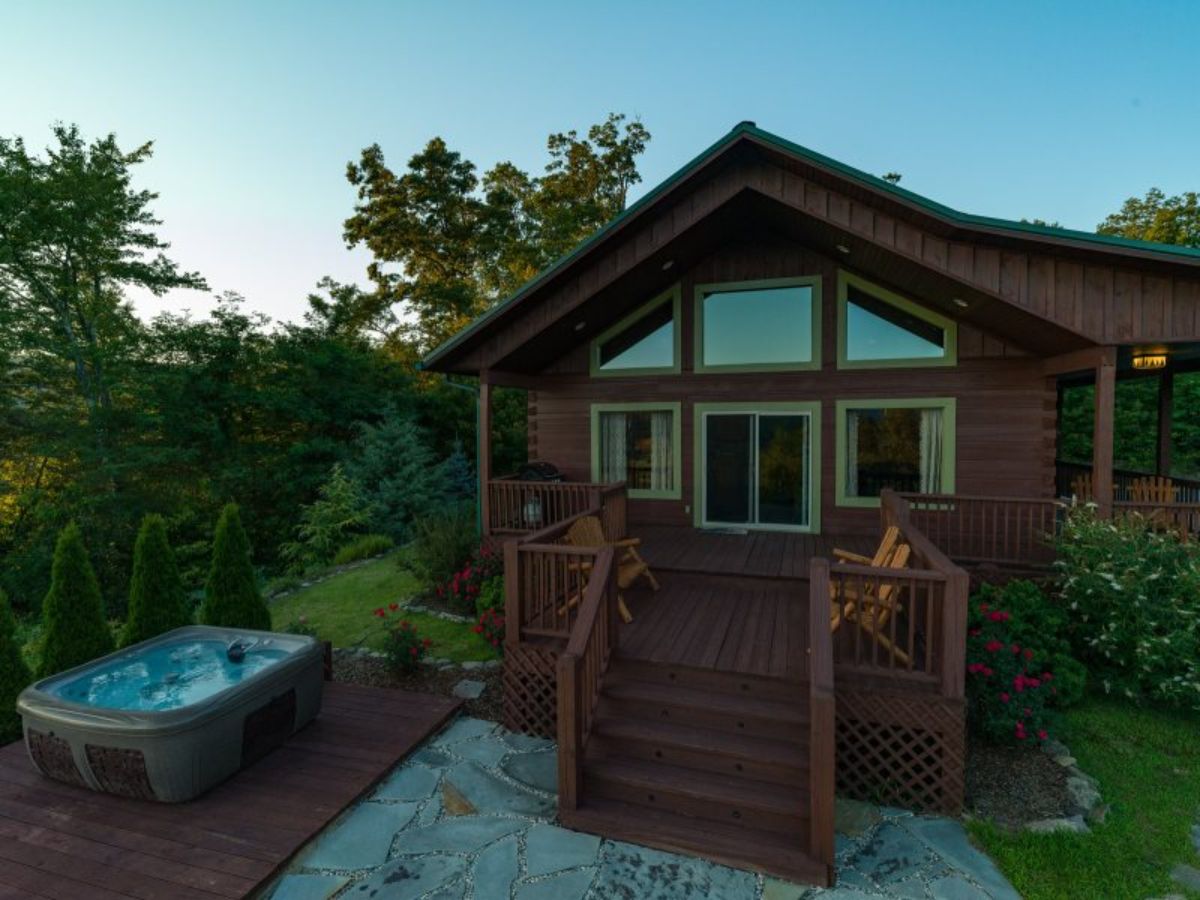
(555, 547, 618, 811)
(806, 559, 837, 878)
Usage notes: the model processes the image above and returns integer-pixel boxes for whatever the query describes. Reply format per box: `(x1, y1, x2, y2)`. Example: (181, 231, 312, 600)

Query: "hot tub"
(17, 625, 323, 802)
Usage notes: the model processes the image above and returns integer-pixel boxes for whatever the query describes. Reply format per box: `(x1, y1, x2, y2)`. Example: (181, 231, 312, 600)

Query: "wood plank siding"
(526, 238, 1057, 535)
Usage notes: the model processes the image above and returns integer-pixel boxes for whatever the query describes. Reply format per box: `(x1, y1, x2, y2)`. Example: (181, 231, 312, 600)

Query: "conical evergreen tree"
(39, 523, 114, 677)
(199, 504, 271, 630)
(0, 589, 31, 742)
(121, 515, 191, 647)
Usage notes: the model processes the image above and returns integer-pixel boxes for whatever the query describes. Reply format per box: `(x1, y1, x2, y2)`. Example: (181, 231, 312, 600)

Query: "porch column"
(479, 371, 492, 537)
(1157, 366, 1174, 477)
(1092, 353, 1116, 517)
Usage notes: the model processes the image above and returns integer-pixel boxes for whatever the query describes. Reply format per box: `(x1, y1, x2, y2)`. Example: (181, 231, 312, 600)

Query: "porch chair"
(1131, 475, 1175, 505)
(1070, 473, 1094, 502)
(562, 515, 659, 624)
(829, 526, 914, 666)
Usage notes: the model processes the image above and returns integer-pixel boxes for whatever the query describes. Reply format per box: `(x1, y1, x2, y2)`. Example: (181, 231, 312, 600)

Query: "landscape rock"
(441, 781, 476, 816)
(392, 816, 526, 854)
(353, 854, 467, 900)
(443, 761, 554, 817)
(501, 750, 558, 794)
(904, 816, 1021, 900)
(1025, 815, 1088, 834)
(372, 764, 440, 801)
(1052, 754, 1077, 767)
(267, 873, 348, 900)
(835, 797, 882, 836)
(1066, 774, 1102, 812)
(596, 840, 758, 900)
(1172, 863, 1200, 892)
(515, 868, 596, 900)
(472, 836, 519, 900)
(929, 874, 990, 899)
(299, 801, 417, 869)
(848, 821, 931, 884)
(452, 678, 487, 699)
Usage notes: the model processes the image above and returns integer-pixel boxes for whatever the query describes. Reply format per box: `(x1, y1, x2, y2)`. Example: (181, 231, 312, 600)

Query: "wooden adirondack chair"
(829, 526, 913, 665)
(563, 515, 659, 624)
(1131, 475, 1175, 504)
(1071, 473, 1094, 502)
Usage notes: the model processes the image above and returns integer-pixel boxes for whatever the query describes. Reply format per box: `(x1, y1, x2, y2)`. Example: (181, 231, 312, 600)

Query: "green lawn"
(969, 698, 1200, 899)
(269, 553, 496, 664)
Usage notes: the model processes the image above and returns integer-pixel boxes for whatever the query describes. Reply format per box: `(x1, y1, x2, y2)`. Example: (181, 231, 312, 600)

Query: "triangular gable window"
(591, 287, 680, 376)
(838, 273, 957, 368)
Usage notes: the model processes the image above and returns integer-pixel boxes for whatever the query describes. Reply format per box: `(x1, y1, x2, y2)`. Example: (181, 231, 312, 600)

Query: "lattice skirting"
(502, 644, 559, 739)
(835, 689, 965, 815)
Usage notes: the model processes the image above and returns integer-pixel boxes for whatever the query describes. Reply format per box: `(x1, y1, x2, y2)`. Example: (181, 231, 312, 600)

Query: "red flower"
(979, 603, 990, 613)
(473, 625, 483, 634)
(401, 620, 409, 628)
(989, 610, 1010, 623)
(389, 602, 399, 611)
(373, 608, 385, 618)
(1023, 707, 1032, 717)
(1011, 644, 1021, 655)
(409, 646, 418, 657)
(422, 638, 432, 647)
(969, 628, 981, 637)
(1024, 648, 1034, 660)
(999, 692, 1010, 703)
(1042, 672, 1053, 682)
(985, 640, 1004, 653)
(1037, 729, 1048, 740)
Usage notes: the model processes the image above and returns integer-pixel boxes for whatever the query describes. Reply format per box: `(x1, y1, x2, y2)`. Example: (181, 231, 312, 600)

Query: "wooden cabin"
(421, 122, 1200, 886)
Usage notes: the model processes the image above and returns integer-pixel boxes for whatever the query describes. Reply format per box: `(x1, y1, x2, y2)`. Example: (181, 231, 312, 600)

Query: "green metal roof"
(422, 121, 1200, 371)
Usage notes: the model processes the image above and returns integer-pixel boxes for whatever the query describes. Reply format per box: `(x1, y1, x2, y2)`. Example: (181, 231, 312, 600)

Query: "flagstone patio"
(264, 716, 1019, 900)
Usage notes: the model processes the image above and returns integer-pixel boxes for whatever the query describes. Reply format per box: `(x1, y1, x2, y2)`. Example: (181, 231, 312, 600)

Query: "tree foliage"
(199, 504, 270, 631)
(121, 514, 190, 647)
(280, 464, 373, 571)
(1097, 187, 1200, 248)
(0, 589, 31, 742)
(39, 523, 113, 677)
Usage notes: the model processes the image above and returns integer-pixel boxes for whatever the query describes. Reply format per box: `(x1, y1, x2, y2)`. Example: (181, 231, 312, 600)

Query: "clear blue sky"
(4, 0, 1197, 323)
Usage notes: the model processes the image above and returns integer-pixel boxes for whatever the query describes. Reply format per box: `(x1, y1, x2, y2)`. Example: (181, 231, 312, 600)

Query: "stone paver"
(1172, 863, 1200, 892)
(263, 714, 1024, 900)
(452, 677, 487, 699)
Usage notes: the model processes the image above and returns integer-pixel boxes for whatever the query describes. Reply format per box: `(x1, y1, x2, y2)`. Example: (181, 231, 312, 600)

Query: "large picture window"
(590, 403, 681, 499)
(694, 277, 821, 372)
(835, 398, 956, 506)
(837, 272, 957, 369)
(590, 286, 680, 376)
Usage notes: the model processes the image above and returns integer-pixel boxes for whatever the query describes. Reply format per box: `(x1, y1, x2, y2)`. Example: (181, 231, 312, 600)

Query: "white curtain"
(919, 408, 944, 493)
(846, 411, 860, 498)
(650, 411, 672, 491)
(601, 412, 627, 483)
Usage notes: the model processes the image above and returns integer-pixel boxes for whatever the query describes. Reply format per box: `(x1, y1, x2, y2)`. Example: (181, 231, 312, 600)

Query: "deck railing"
(1056, 460, 1200, 503)
(1113, 501, 1200, 538)
(556, 547, 618, 811)
(807, 560, 837, 878)
(487, 478, 626, 535)
(898, 493, 1065, 571)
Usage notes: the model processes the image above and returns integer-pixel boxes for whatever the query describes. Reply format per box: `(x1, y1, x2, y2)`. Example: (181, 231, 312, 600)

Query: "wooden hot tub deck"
(0, 683, 460, 899)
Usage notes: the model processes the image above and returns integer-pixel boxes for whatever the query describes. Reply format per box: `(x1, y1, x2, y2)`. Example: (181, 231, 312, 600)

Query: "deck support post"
(1157, 366, 1174, 477)
(503, 539, 520, 646)
(1092, 351, 1117, 517)
(479, 371, 493, 537)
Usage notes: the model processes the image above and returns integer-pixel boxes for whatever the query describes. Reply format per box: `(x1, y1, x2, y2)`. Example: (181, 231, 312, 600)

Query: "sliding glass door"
(700, 407, 816, 531)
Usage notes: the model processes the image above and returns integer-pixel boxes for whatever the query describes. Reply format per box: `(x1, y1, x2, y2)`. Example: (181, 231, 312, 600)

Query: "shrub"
(280, 464, 373, 572)
(971, 580, 1087, 708)
(474, 608, 505, 655)
(39, 523, 115, 677)
(409, 503, 478, 591)
(121, 515, 191, 647)
(284, 615, 318, 638)
(374, 605, 432, 674)
(437, 544, 503, 616)
(966, 592, 1056, 746)
(199, 504, 271, 631)
(475, 575, 505, 617)
(332, 534, 395, 566)
(439, 439, 476, 503)
(1056, 506, 1200, 709)
(0, 589, 32, 742)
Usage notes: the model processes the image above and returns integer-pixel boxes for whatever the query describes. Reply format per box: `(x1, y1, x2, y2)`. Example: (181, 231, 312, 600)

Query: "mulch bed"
(332, 649, 505, 723)
(965, 737, 1071, 827)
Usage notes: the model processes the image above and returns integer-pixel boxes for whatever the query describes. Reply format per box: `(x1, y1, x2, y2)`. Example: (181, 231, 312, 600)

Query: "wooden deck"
(621, 574, 809, 681)
(0, 683, 460, 900)
(635, 525, 875, 580)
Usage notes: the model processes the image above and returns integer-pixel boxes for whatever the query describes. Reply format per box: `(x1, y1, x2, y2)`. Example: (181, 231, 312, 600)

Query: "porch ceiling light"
(573, 320, 586, 332)
(835, 244, 850, 254)
(661, 259, 674, 271)
(952, 297, 969, 308)
(1132, 351, 1168, 371)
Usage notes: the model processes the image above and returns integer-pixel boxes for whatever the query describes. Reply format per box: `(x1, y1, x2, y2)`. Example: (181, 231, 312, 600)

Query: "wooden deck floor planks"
(0, 683, 460, 899)
(635, 525, 874, 580)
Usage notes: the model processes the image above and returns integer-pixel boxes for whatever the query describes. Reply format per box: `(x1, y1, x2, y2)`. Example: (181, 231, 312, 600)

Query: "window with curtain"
(843, 406, 948, 499)
(597, 409, 675, 493)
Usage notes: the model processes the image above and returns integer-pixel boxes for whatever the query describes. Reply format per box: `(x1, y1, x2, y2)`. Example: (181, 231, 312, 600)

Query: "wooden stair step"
(590, 716, 807, 783)
(606, 658, 805, 702)
(584, 754, 807, 834)
(561, 797, 832, 887)
(599, 679, 807, 740)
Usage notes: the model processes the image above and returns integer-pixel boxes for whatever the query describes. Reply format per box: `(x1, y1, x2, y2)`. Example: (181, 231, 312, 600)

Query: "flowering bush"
(972, 580, 1087, 708)
(474, 608, 505, 655)
(375, 604, 432, 674)
(1056, 506, 1200, 710)
(475, 575, 504, 617)
(966, 593, 1055, 745)
(436, 543, 503, 615)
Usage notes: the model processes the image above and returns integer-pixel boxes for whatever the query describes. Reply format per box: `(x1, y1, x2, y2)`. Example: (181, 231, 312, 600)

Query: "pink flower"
(1011, 644, 1021, 655)
(985, 640, 1004, 654)
(999, 692, 1010, 704)
(1038, 729, 1049, 740)
(969, 628, 982, 637)
(989, 610, 1010, 623)
(979, 603, 990, 613)
(1024, 648, 1035, 660)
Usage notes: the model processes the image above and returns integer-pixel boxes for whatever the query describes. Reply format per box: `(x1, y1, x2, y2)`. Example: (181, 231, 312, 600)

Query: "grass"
(269, 553, 496, 664)
(969, 697, 1200, 899)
